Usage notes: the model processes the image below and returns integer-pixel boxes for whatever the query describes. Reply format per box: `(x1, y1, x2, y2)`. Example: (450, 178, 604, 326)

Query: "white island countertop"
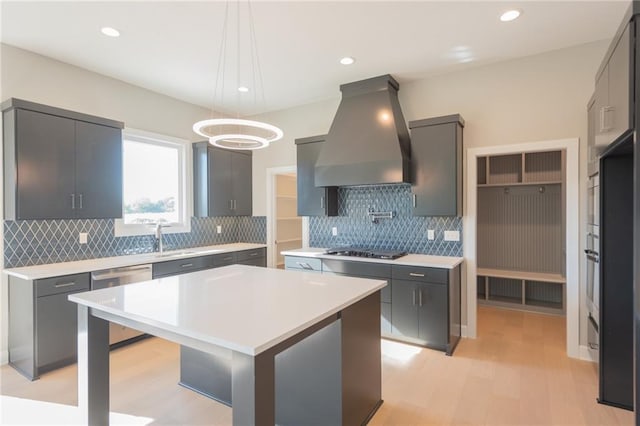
(69, 264, 386, 355)
(281, 247, 463, 269)
(3, 243, 266, 280)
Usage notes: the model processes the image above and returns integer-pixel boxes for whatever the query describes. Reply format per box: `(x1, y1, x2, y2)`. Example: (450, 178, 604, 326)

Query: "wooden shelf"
(277, 195, 296, 200)
(477, 268, 565, 284)
(276, 238, 302, 244)
(277, 217, 302, 221)
(525, 299, 563, 310)
(478, 181, 562, 188)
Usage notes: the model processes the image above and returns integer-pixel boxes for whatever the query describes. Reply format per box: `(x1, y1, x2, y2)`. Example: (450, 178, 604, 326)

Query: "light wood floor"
(1, 306, 634, 425)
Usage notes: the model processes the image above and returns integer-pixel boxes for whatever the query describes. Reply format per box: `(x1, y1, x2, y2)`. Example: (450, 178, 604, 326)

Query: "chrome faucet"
(155, 224, 165, 255)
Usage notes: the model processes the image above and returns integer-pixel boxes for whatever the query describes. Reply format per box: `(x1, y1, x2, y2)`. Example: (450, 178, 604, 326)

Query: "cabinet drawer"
(236, 248, 265, 262)
(213, 253, 236, 267)
(35, 273, 90, 297)
(237, 257, 266, 267)
(153, 256, 210, 278)
(391, 265, 448, 284)
(285, 256, 322, 272)
(322, 259, 391, 278)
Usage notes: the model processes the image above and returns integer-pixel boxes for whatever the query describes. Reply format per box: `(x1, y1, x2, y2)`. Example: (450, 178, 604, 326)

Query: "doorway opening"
(464, 138, 581, 359)
(266, 166, 303, 269)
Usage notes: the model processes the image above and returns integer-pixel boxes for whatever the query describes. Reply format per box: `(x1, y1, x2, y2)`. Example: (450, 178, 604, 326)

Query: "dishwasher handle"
(91, 265, 153, 281)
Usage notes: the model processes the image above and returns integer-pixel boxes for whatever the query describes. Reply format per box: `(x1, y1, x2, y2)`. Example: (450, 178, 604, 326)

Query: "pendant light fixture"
(193, 1, 283, 150)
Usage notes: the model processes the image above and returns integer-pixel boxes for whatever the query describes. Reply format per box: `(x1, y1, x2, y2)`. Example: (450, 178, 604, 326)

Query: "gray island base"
(70, 265, 385, 425)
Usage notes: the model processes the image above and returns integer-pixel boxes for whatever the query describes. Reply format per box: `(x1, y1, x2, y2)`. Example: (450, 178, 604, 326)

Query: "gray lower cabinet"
(2, 98, 124, 220)
(391, 265, 460, 355)
(193, 142, 252, 217)
(283, 255, 461, 355)
(8, 272, 90, 380)
(295, 135, 338, 216)
(408, 114, 464, 217)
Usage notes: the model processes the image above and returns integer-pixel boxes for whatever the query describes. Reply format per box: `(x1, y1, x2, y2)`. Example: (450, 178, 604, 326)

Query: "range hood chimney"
(315, 74, 411, 187)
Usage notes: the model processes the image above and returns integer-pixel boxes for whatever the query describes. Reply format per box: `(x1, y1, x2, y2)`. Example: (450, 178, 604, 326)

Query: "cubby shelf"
(477, 268, 566, 315)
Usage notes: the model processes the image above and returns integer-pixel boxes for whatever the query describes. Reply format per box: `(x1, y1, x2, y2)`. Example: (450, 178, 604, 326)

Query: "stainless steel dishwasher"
(91, 264, 153, 346)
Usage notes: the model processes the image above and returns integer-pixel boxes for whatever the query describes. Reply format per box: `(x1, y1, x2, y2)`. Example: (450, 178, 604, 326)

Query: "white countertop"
(69, 264, 385, 356)
(3, 243, 266, 280)
(281, 247, 463, 269)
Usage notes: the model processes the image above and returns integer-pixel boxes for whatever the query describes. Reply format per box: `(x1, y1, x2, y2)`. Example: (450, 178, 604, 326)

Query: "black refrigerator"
(600, 135, 634, 411)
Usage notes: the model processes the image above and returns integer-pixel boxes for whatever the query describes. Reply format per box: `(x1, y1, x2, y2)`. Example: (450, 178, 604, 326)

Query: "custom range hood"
(315, 74, 411, 187)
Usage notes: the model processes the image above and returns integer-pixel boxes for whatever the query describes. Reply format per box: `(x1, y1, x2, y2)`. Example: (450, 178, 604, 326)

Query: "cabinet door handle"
(181, 263, 193, 268)
(55, 281, 76, 288)
(418, 290, 423, 307)
(233, 200, 236, 210)
(412, 194, 417, 208)
(409, 272, 425, 277)
(70, 194, 76, 210)
(297, 262, 312, 270)
(320, 196, 325, 209)
(229, 200, 233, 210)
(412, 289, 417, 306)
(79, 193, 83, 209)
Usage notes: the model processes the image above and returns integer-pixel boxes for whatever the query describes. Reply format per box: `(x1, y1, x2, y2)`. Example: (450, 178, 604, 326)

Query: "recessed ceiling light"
(101, 27, 120, 37)
(238, 86, 249, 93)
(340, 57, 355, 65)
(500, 10, 521, 22)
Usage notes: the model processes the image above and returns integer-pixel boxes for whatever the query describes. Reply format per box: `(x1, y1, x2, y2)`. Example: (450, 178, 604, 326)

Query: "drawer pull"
(409, 273, 425, 277)
(54, 282, 76, 288)
(250, 252, 258, 257)
(224, 256, 233, 261)
(181, 263, 194, 268)
(297, 262, 312, 270)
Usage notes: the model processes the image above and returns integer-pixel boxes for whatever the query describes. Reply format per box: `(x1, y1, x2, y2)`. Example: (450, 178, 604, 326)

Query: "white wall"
(250, 40, 609, 347)
(0, 44, 211, 364)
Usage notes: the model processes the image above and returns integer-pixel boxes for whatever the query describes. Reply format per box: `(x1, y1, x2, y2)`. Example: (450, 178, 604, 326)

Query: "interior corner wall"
(249, 39, 609, 344)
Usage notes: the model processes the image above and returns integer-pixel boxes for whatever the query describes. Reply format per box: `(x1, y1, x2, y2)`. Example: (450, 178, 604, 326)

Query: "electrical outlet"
(332, 227, 338, 236)
(79, 232, 88, 244)
(427, 229, 435, 240)
(216, 225, 222, 234)
(444, 230, 460, 242)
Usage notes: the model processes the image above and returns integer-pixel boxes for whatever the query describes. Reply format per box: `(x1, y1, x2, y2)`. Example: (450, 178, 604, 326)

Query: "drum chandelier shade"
(193, 1, 283, 150)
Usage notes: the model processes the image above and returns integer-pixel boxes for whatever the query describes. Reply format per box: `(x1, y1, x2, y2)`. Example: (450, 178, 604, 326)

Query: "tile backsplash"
(4, 216, 266, 268)
(309, 184, 462, 256)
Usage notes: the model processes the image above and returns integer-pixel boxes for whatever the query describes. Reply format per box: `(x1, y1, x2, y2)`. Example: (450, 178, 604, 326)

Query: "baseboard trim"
(461, 325, 470, 338)
(1, 350, 8, 366)
(579, 344, 597, 362)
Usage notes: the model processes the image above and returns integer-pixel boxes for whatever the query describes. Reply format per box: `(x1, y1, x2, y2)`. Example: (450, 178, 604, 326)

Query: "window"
(114, 129, 192, 237)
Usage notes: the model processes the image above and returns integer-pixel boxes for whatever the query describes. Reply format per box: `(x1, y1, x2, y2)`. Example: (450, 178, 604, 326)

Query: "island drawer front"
(285, 256, 322, 272)
(213, 253, 237, 267)
(36, 273, 90, 297)
(236, 248, 265, 262)
(322, 259, 391, 278)
(391, 265, 448, 284)
(153, 256, 210, 277)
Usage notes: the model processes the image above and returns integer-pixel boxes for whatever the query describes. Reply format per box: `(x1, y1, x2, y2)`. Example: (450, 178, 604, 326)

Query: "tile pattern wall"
(309, 184, 462, 256)
(4, 216, 267, 268)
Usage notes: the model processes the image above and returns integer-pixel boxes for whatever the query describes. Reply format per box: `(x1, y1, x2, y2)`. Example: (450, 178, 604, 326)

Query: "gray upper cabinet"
(408, 114, 464, 217)
(2, 98, 124, 220)
(294, 135, 338, 216)
(193, 142, 252, 217)
(594, 23, 632, 151)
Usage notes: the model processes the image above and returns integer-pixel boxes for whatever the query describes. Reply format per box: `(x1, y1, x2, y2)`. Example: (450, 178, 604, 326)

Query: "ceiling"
(1, 1, 630, 116)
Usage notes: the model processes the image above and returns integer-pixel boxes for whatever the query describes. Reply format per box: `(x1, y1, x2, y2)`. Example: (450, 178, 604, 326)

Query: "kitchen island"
(69, 264, 385, 426)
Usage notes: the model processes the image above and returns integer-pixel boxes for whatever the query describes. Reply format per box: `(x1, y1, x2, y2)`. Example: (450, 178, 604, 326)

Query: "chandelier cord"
(212, 1, 230, 123)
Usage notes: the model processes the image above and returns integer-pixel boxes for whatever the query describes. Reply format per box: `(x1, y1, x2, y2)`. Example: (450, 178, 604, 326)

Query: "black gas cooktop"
(325, 247, 407, 260)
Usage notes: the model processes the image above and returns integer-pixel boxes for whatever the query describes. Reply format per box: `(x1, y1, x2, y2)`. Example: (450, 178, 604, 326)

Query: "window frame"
(114, 128, 193, 237)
